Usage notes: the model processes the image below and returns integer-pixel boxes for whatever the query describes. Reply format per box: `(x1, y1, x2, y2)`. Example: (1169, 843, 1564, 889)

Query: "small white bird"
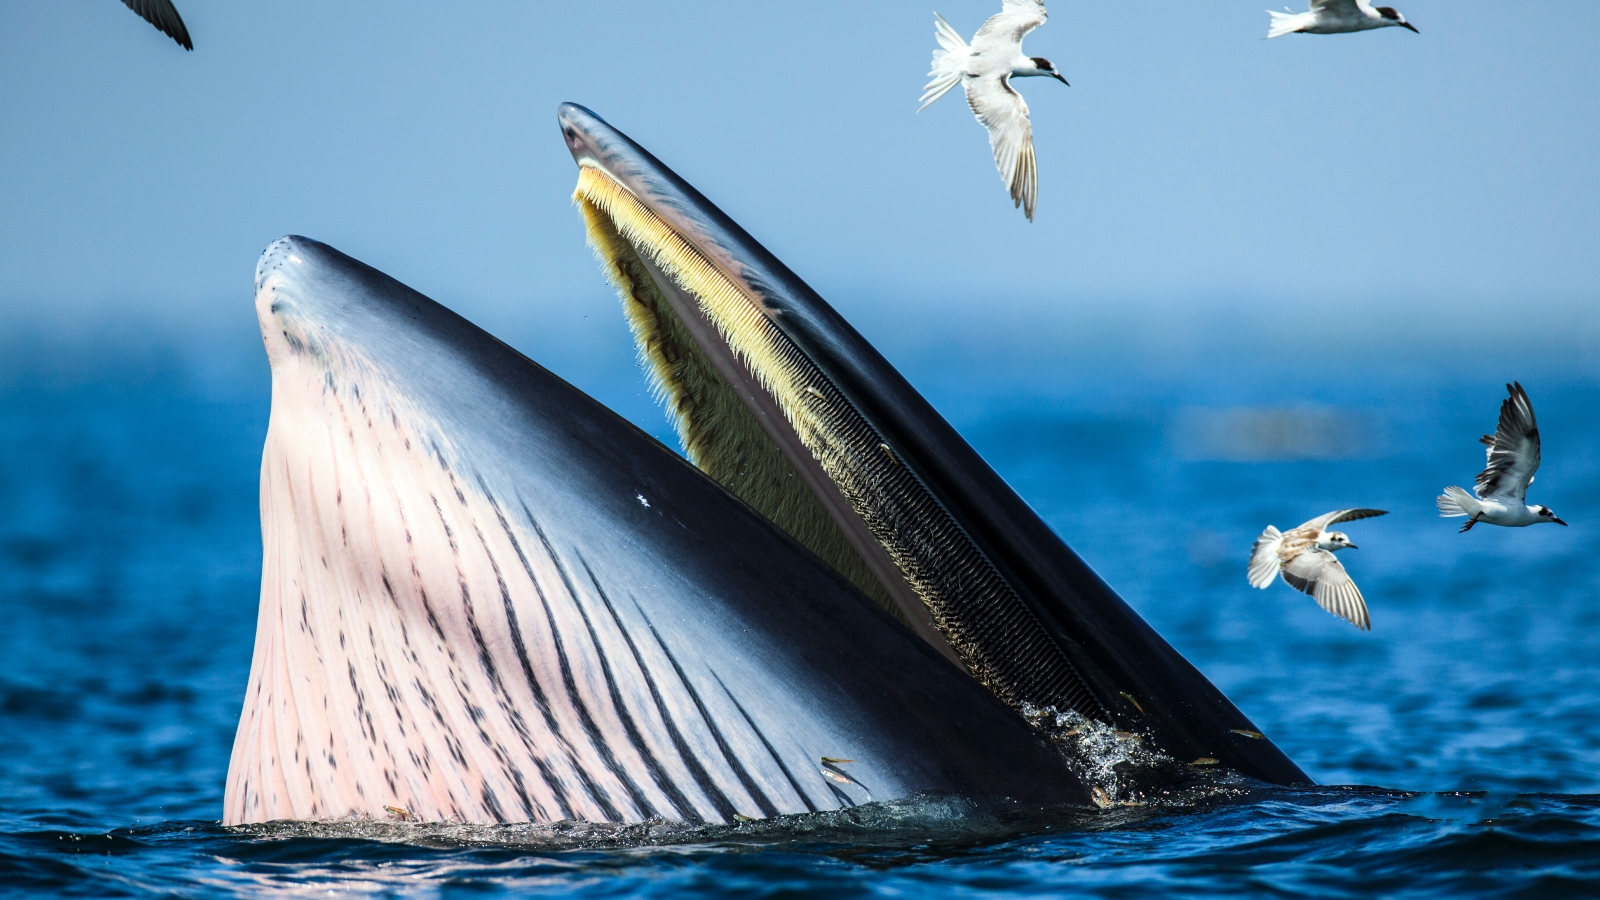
(1249, 508, 1388, 630)
(919, 0, 1069, 221)
(1266, 1, 1418, 38)
(1438, 382, 1567, 532)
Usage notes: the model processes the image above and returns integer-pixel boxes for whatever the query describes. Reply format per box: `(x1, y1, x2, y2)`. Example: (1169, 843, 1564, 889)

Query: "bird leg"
(1459, 513, 1481, 533)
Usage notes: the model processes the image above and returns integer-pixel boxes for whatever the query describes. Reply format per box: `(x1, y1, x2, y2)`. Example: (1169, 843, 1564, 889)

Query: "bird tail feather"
(1436, 486, 1478, 518)
(918, 14, 968, 111)
(1265, 9, 1306, 39)
(1247, 525, 1283, 589)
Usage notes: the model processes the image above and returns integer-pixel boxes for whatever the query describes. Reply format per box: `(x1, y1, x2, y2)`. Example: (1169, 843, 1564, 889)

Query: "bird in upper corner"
(919, 0, 1069, 221)
(120, 0, 193, 50)
(1249, 509, 1388, 630)
(1438, 382, 1567, 532)
(1266, 1, 1418, 38)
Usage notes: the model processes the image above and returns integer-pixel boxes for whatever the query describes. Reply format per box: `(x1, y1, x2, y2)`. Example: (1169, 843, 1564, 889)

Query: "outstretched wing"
(121, 0, 192, 50)
(1279, 548, 1371, 630)
(1247, 525, 1283, 589)
(1296, 508, 1388, 535)
(966, 74, 1038, 219)
(1309, 0, 1363, 13)
(971, 0, 1049, 54)
(1475, 382, 1540, 502)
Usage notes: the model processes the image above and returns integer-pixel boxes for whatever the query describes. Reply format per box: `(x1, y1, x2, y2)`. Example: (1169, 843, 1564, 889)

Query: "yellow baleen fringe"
(574, 165, 896, 615)
(574, 167, 813, 452)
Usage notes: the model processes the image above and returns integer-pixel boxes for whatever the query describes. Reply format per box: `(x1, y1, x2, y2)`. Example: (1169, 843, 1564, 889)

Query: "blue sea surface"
(1, 319, 1598, 898)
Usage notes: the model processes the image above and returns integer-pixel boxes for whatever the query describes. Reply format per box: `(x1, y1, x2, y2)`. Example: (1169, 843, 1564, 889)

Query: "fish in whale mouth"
(223, 104, 1307, 828)
(560, 102, 1308, 788)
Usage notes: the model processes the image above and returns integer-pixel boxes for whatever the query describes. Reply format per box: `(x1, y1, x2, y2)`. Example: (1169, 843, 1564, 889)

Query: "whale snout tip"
(255, 235, 315, 293)
(557, 103, 620, 168)
(253, 236, 330, 367)
(556, 102, 601, 129)
(556, 101, 592, 121)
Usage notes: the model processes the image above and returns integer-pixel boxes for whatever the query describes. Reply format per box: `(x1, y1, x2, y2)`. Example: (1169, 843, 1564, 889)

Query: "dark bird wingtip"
(121, 0, 193, 50)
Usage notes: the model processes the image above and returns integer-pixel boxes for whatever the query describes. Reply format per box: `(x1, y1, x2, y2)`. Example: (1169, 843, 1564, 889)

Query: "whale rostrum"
(560, 102, 1309, 788)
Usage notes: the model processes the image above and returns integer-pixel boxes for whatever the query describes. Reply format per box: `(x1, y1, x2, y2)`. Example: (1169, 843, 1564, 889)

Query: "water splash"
(1023, 704, 1254, 808)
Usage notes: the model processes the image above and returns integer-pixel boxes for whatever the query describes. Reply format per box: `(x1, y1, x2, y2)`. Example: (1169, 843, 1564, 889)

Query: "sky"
(1, 1, 1597, 370)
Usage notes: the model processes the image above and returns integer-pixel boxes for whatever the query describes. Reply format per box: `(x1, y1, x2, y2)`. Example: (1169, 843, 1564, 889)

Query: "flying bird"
(919, 0, 1069, 221)
(1266, 1, 1418, 38)
(1438, 382, 1567, 532)
(120, 0, 192, 50)
(1249, 508, 1388, 630)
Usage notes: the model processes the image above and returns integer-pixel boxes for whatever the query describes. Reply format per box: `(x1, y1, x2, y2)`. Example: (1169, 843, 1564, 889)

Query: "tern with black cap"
(1438, 383, 1567, 532)
(1267, 1, 1418, 38)
(919, 0, 1070, 221)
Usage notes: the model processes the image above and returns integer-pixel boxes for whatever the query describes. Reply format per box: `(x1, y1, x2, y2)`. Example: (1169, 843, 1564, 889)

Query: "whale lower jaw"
(225, 235, 1090, 826)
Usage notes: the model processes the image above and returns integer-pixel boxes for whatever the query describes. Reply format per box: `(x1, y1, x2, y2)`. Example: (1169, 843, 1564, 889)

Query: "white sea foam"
(1022, 704, 1251, 808)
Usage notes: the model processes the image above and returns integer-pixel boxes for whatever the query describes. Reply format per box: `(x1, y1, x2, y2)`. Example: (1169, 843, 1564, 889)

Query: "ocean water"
(1, 319, 1598, 898)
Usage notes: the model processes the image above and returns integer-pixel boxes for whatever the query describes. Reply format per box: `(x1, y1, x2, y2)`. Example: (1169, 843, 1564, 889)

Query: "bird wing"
(1474, 382, 1540, 502)
(1279, 547, 1370, 630)
(966, 74, 1038, 219)
(1247, 525, 1283, 589)
(1298, 508, 1388, 534)
(970, 0, 1049, 54)
(1309, 0, 1364, 14)
(121, 0, 192, 50)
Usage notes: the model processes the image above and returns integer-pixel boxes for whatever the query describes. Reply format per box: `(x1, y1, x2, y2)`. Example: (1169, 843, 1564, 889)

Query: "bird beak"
(1052, 72, 1070, 86)
(1554, 517, 1568, 526)
(1346, 543, 1358, 550)
(1400, 21, 1419, 33)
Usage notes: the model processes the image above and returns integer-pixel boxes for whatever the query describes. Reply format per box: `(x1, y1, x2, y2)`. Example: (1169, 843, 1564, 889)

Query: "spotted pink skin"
(226, 356, 673, 824)
(226, 249, 814, 825)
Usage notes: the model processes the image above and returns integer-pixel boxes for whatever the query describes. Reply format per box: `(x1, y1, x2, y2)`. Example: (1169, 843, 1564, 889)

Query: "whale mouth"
(559, 103, 1309, 788)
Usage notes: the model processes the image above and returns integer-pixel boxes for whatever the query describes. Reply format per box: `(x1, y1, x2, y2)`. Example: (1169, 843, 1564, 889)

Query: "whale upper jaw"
(558, 102, 1311, 789)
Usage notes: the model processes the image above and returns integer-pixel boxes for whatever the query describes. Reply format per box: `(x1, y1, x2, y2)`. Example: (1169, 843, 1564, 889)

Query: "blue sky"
(1, 1, 1596, 356)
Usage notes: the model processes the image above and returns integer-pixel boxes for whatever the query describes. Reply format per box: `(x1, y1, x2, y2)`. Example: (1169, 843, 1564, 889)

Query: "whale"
(223, 105, 1307, 827)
